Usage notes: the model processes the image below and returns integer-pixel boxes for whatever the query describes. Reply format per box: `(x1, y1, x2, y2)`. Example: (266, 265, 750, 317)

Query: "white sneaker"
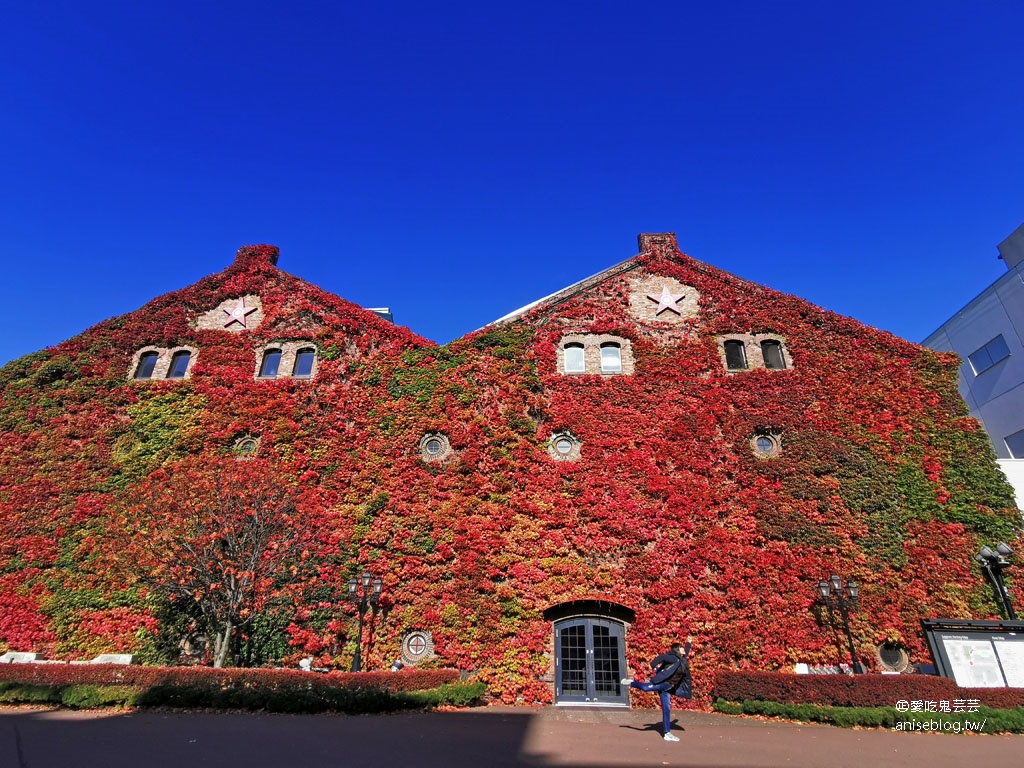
(663, 732, 680, 742)
(620, 677, 633, 685)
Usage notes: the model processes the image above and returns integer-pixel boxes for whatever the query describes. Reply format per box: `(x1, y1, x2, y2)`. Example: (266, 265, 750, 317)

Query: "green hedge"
(0, 682, 139, 708)
(713, 699, 1024, 734)
(0, 665, 483, 713)
(0, 664, 458, 692)
(712, 671, 1024, 709)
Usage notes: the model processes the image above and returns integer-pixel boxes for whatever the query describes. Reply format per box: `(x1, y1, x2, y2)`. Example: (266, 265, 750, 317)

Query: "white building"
(924, 223, 1024, 510)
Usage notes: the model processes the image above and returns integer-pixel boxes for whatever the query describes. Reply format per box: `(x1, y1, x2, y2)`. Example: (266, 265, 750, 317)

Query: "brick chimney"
(234, 244, 280, 268)
(637, 233, 679, 256)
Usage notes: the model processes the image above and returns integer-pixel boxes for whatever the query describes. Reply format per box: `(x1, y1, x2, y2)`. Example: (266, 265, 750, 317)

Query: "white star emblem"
(646, 285, 686, 315)
(223, 298, 257, 328)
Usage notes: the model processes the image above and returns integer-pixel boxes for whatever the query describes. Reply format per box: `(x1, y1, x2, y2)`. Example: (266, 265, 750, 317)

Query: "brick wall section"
(556, 334, 635, 376)
(195, 295, 265, 333)
(127, 345, 198, 381)
(255, 341, 318, 380)
(627, 274, 700, 325)
(715, 333, 794, 372)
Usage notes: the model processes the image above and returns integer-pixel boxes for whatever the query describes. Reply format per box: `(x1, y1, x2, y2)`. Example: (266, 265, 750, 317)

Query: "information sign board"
(922, 619, 1024, 688)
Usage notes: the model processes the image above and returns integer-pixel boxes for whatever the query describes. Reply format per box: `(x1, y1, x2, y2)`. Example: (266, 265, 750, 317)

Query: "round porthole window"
(548, 432, 581, 461)
(234, 436, 260, 458)
(419, 433, 451, 462)
(750, 432, 781, 458)
(400, 630, 435, 665)
(877, 641, 910, 673)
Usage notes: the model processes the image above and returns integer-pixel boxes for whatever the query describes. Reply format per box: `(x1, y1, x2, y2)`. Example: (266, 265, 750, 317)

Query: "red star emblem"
(646, 285, 686, 315)
(223, 298, 257, 328)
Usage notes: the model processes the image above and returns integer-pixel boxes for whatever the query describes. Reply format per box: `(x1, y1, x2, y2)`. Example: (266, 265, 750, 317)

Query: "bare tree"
(124, 456, 312, 668)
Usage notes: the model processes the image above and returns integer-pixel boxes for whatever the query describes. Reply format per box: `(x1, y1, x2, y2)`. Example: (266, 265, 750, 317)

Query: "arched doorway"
(545, 600, 634, 706)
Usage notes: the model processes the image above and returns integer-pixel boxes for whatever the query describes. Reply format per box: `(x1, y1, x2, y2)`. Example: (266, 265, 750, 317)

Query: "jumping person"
(621, 636, 693, 741)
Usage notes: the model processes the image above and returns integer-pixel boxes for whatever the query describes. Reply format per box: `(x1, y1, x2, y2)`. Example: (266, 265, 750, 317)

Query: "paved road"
(2, 705, 1021, 768)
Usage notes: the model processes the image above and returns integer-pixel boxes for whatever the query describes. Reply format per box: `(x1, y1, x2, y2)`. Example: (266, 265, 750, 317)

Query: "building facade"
(0, 234, 1019, 704)
(923, 223, 1024, 509)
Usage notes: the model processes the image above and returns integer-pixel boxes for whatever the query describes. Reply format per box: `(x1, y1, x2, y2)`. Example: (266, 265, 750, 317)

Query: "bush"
(60, 685, 140, 709)
(712, 698, 1024, 734)
(712, 671, 1024, 709)
(0, 664, 458, 693)
(0, 682, 61, 704)
(0, 664, 477, 714)
(407, 682, 487, 708)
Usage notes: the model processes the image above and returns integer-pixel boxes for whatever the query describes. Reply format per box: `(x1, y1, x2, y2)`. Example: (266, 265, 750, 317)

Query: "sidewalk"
(2, 704, 1021, 768)
(516, 706, 1022, 766)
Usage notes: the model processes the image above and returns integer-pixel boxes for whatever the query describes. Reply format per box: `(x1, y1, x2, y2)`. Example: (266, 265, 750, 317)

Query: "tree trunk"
(213, 617, 233, 668)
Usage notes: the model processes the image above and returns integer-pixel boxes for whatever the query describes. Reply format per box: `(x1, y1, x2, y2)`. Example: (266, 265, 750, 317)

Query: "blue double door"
(554, 617, 628, 705)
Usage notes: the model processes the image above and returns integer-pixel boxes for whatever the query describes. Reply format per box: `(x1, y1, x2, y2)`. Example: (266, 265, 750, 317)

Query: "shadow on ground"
(3, 705, 1022, 768)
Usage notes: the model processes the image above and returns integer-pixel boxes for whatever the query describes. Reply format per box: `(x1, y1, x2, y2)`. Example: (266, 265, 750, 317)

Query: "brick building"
(0, 233, 1019, 704)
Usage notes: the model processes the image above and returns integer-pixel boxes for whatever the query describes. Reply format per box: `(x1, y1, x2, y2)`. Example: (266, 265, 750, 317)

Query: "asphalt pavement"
(2, 704, 1021, 768)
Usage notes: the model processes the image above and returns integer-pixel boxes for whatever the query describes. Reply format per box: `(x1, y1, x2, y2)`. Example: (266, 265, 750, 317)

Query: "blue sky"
(2, 1, 1022, 366)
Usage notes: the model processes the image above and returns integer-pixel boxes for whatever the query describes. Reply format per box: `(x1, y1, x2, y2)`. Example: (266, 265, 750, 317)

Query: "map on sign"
(994, 639, 1024, 687)
(922, 619, 1024, 688)
(940, 636, 1005, 687)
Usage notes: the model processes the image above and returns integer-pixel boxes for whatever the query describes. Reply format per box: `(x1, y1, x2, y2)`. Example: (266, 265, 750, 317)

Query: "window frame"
(258, 348, 283, 379)
(563, 343, 586, 373)
(760, 340, 786, 370)
(559, 335, 632, 376)
(419, 433, 452, 462)
(750, 431, 782, 458)
(599, 342, 622, 373)
(548, 431, 582, 461)
(1005, 428, 1024, 459)
(968, 335, 1010, 376)
(292, 347, 316, 378)
(724, 340, 748, 370)
(133, 351, 159, 380)
(166, 350, 192, 379)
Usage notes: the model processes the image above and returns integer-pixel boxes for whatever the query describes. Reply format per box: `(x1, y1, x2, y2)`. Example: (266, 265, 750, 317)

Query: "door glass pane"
(591, 623, 623, 696)
(558, 625, 587, 697)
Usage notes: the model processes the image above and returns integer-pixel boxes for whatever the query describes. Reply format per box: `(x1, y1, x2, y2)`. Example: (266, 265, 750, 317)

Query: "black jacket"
(648, 642, 692, 698)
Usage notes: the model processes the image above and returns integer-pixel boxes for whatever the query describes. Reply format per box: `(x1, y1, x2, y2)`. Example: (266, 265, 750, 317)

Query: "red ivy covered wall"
(0, 236, 1019, 703)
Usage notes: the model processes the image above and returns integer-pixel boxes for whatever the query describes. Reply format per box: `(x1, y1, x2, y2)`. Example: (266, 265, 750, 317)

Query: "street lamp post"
(975, 543, 1016, 620)
(817, 574, 865, 674)
(348, 571, 383, 672)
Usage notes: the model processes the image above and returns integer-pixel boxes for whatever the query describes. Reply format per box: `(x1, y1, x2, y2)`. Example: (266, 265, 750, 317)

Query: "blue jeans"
(629, 680, 673, 734)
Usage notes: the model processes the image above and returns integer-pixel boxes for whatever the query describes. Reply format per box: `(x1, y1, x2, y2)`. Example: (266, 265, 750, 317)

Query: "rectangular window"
(564, 344, 585, 373)
(134, 352, 158, 380)
(259, 349, 282, 378)
(761, 340, 786, 370)
(600, 344, 622, 373)
(724, 341, 747, 370)
(968, 335, 1010, 375)
(167, 351, 191, 379)
(1006, 429, 1024, 459)
(292, 349, 315, 378)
